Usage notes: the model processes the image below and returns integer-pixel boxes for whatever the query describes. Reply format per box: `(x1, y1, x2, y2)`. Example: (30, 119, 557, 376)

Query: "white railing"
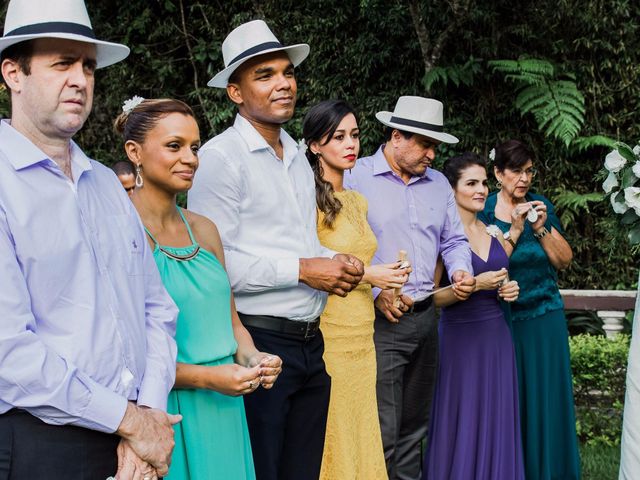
(560, 289, 636, 339)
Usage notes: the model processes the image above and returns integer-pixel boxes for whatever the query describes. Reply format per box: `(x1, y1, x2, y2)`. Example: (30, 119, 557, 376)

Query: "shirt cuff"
(276, 258, 300, 288)
(83, 384, 129, 433)
(137, 374, 170, 411)
(372, 287, 382, 300)
(447, 262, 474, 282)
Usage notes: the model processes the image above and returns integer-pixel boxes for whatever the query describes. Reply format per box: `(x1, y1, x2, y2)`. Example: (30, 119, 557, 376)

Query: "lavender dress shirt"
(0, 121, 178, 433)
(344, 145, 472, 299)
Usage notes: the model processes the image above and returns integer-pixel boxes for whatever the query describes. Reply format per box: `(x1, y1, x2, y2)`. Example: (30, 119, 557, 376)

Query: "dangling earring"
(496, 178, 502, 189)
(135, 163, 144, 188)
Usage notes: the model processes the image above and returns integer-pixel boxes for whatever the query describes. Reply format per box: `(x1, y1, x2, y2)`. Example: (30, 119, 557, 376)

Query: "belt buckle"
(304, 321, 316, 340)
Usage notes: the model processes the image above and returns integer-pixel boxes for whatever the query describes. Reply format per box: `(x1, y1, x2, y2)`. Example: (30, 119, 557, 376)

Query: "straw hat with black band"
(208, 20, 309, 88)
(0, 0, 129, 69)
(376, 96, 459, 144)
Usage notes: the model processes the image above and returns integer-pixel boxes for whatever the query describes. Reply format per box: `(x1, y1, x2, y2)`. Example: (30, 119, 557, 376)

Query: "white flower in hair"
(489, 148, 496, 161)
(122, 96, 145, 114)
(485, 224, 501, 238)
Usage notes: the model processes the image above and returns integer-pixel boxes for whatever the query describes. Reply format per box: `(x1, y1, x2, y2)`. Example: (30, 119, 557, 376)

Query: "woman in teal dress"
(114, 98, 282, 480)
(480, 139, 580, 479)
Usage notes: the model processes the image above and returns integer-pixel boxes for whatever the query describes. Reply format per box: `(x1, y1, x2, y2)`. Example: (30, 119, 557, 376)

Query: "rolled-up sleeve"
(0, 206, 128, 433)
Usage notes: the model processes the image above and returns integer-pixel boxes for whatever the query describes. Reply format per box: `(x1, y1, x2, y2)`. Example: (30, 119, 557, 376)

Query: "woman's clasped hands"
(474, 268, 520, 303)
(214, 353, 283, 397)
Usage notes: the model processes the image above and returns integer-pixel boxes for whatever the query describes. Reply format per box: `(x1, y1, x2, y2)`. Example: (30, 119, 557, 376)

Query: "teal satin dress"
(481, 192, 581, 479)
(146, 208, 255, 480)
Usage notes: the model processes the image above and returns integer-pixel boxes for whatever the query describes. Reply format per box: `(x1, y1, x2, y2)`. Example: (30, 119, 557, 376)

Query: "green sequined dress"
(481, 192, 581, 480)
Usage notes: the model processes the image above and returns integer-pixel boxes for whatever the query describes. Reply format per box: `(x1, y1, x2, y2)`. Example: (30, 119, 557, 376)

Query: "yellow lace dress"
(318, 190, 388, 480)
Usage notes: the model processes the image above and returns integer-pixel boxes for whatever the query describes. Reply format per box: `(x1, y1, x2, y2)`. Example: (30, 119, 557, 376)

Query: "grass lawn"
(581, 443, 620, 479)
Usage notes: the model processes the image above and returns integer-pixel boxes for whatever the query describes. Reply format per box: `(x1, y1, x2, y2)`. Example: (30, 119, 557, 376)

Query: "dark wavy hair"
(302, 99, 358, 228)
(493, 139, 534, 172)
(442, 152, 487, 188)
(113, 98, 195, 144)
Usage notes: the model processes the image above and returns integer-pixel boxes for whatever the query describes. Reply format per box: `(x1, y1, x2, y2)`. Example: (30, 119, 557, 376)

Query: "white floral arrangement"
(485, 224, 501, 238)
(602, 142, 640, 243)
(122, 95, 145, 115)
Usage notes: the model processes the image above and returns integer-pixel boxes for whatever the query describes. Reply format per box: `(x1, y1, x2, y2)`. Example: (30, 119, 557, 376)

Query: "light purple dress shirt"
(344, 145, 473, 299)
(0, 121, 178, 433)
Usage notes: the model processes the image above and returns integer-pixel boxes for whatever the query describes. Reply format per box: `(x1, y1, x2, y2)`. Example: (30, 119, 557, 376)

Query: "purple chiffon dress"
(423, 236, 525, 480)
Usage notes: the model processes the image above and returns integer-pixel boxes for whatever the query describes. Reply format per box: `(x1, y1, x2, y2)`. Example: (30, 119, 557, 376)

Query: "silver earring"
(135, 164, 144, 188)
(496, 180, 502, 189)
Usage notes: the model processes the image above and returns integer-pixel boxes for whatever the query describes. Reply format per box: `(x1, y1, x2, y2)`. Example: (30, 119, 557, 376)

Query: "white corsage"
(298, 138, 308, 153)
(486, 224, 501, 238)
(122, 95, 145, 115)
(488, 148, 496, 161)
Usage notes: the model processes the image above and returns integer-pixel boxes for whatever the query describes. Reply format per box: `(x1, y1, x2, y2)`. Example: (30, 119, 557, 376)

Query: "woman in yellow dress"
(303, 100, 410, 480)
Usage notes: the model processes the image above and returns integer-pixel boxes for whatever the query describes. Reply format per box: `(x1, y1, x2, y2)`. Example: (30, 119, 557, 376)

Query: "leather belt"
(239, 313, 320, 340)
(410, 296, 433, 313)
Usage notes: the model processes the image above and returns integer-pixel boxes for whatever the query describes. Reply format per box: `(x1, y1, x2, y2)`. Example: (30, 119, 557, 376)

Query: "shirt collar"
(372, 143, 431, 183)
(0, 120, 92, 173)
(233, 113, 299, 157)
(373, 145, 393, 176)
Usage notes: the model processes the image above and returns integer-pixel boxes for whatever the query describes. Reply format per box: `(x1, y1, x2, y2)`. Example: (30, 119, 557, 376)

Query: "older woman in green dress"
(480, 139, 580, 479)
(114, 97, 282, 480)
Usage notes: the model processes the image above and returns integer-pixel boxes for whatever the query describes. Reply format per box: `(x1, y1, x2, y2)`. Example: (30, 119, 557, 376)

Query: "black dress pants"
(242, 321, 331, 480)
(0, 409, 120, 480)
(374, 304, 439, 480)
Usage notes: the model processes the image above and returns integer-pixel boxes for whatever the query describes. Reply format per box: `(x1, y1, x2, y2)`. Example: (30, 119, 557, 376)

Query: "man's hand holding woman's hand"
(299, 254, 364, 297)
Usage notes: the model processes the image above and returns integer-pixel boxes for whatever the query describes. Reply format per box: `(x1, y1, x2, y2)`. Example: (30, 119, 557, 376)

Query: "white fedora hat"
(376, 96, 459, 144)
(208, 20, 309, 88)
(0, 0, 129, 68)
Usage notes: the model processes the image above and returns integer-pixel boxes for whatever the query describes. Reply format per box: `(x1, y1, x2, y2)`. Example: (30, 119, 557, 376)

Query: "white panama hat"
(376, 96, 459, 144)
(0, 0, 130, 69)
(207, 19, 309, 88)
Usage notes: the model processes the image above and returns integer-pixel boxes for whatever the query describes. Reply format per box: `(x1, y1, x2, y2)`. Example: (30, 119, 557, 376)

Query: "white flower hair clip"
(489, 148, 496, 161)
(485, 224, 501, 238)
(122, 96, 145, 115)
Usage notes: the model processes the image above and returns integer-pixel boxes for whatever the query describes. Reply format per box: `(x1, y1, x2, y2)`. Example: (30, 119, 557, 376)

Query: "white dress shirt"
(0, 121, 178, 433)
(189, 114, 332, 321)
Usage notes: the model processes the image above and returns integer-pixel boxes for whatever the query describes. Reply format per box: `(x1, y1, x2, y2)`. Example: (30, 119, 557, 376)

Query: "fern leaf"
(570, 136, 618, 152)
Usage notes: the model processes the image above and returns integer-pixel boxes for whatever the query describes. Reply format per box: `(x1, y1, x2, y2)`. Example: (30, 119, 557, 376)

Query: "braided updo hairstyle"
(302, 99, 358, 228)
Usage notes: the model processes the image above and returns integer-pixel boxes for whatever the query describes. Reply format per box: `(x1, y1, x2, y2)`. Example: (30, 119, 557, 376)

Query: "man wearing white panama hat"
(344, 96, 475, 480)
(189, 19, 364, 480)
(0, 1, 180, 479)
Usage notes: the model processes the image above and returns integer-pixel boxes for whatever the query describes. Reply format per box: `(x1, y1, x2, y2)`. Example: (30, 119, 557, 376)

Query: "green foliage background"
(1, 0, 639, 289)
(570, 334, 629, 446)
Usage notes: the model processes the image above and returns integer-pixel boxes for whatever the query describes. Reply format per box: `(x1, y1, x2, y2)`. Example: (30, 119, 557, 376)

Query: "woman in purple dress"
(423, 153, 526, 480)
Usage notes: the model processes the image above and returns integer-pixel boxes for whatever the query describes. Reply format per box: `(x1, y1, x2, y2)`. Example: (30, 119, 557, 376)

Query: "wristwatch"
(533, 226, 549, 240)
(503, 230, 517, 249)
